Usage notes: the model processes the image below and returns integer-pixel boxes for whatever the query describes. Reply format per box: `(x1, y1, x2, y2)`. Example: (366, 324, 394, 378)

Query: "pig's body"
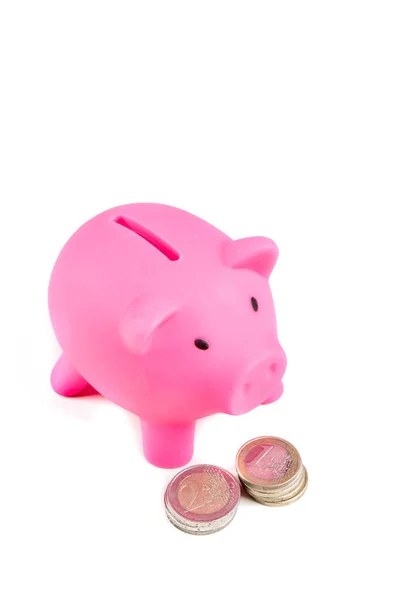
(49, 203, 286, 467)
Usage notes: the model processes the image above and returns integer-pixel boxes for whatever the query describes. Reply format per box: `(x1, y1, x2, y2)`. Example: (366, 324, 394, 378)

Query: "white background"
(1, 2, 399, 599)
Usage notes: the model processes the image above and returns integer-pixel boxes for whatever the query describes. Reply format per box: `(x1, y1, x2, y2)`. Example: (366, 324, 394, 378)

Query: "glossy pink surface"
(49, 203, 286, 467)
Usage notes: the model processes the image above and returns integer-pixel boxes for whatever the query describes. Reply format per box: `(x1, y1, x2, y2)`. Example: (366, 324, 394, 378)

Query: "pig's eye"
(194, 338, 209, 350)
(251, 297, 259, 312)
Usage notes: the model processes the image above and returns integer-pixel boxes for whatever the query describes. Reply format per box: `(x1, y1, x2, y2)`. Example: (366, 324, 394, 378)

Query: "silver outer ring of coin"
(240, 467, 305, 498)
(164, 493, 236, 533)
(240, 465, 307, 499)
(244, 468, 308, 506)
(165, 501, 239, 535)
(241, 466, 308, 502)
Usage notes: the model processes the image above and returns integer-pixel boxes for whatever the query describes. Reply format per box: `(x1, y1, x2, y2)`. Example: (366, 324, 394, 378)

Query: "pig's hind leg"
(51, 354, 91, 397)
(140, 421, 195, 468)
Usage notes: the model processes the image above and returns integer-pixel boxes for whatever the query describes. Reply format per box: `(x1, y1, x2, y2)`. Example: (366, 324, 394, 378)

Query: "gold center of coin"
(244, 443, 292, 481)
(177, 469, 230, 515)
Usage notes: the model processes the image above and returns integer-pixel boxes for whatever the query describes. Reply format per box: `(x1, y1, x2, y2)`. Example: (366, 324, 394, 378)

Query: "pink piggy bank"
(49, 203, 286, 468)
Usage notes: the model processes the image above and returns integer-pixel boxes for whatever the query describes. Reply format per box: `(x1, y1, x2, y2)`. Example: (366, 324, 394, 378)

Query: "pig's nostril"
(194, 338, 209, 350)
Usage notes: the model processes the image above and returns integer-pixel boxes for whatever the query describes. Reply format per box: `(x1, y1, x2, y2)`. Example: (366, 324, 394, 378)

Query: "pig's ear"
(223, 236, 279, 278)
(119, 295, 179, 354)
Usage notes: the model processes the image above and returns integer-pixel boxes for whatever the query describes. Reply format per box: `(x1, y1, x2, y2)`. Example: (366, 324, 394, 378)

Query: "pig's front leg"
(51, 354, 90, 397)
(140, 421, 195, 468)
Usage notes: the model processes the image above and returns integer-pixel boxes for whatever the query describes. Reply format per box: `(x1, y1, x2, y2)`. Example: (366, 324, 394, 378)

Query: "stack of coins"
(164, 464, 241, 535)
(236, 436, 308, 506)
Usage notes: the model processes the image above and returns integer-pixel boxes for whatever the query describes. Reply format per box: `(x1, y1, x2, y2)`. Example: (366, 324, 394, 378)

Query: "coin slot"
(113, 215, 180, 261)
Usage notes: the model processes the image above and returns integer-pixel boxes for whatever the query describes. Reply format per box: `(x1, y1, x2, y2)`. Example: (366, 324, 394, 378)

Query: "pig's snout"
(229, 351, 286, 416)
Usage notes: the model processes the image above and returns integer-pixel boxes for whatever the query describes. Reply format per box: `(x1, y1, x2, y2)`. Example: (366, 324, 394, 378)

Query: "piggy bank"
(49, 203, 286, 468)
